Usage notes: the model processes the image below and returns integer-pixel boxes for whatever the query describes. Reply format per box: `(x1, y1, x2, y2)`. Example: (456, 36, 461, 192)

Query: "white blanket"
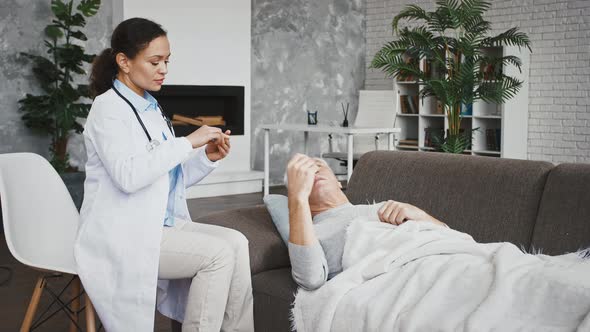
(292, 220, 590, 332)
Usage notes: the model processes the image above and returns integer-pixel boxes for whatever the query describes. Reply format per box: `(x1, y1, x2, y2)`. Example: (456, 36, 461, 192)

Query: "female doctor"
(74, 18, 254, 332)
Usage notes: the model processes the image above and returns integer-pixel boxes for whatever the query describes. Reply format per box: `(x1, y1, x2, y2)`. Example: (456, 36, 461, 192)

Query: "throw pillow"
(263, 194, 289, 244)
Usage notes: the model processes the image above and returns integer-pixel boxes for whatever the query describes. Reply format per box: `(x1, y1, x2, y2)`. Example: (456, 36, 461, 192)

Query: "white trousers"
(159, 219, 254, 332)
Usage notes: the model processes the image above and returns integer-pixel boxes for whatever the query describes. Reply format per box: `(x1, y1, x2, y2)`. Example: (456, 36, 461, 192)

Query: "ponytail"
(89, 48, 117, 98)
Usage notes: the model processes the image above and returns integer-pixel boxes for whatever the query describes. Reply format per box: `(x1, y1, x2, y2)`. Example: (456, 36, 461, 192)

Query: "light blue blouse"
(113, 79, 180, 227)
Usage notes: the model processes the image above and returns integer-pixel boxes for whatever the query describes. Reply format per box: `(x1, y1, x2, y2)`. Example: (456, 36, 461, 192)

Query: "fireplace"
(152, 85, 245, 136)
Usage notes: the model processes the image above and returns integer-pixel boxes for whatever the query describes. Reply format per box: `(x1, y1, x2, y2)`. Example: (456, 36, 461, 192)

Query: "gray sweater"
(287, 202, 385, 290)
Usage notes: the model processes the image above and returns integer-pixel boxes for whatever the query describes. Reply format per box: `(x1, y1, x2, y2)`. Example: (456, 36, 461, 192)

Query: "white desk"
(260, 124, 401, 196)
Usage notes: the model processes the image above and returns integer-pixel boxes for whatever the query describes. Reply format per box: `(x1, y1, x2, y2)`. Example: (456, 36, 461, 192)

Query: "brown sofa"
(194, 151, 590, 331)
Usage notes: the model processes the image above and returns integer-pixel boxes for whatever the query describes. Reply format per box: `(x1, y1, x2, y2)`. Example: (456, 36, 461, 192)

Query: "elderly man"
(286, 153, 448, 290)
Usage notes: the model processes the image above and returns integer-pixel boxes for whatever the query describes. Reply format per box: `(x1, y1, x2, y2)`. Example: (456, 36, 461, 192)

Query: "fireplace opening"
(152, 85, 244, 136)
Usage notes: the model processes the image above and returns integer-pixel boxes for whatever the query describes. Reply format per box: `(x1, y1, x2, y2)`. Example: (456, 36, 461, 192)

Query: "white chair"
(323, 90, 396, 170)
(0, 153, 96, 332)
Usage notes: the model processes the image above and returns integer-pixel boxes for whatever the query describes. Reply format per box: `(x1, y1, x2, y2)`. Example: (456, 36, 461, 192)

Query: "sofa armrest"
(192, 205, 291, 275)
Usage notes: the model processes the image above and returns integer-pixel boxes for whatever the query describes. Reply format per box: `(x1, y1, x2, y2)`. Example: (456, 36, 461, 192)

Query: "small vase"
(307, 111, 318, 125)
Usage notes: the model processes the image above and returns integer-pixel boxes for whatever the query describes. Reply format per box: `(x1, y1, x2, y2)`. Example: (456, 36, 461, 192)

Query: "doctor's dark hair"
(89, 18, 167, 98)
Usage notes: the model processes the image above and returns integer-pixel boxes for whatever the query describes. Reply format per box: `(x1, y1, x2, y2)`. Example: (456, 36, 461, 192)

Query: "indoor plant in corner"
(18, 0, 100, 173)
(18, 0, 100, 208)
(371, 0, 531, 153)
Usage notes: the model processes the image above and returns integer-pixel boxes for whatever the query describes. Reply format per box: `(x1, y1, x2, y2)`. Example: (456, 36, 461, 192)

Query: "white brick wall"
(365, 0, 590, 163)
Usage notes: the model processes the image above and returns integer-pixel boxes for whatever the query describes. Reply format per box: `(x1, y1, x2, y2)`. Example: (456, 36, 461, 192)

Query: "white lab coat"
(74, 89, 218, 331)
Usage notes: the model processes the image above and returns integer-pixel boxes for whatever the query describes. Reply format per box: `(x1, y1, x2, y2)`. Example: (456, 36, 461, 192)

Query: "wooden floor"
(0, 189, 285, 332)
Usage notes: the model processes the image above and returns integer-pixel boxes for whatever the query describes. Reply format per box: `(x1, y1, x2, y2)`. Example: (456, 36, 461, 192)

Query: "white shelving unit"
(393, 46, 530, 159)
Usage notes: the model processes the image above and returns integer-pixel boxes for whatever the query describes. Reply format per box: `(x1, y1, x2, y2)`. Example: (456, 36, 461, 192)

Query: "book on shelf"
(424, 127, 444, 148)
(400, 95, 419, 114)
(407, 96, 417, 114)
(485, 128, 501, 151)
(399, 95, 410, 114)
(399, 139, 418, 146)
(410, 96, 419, 114)
(396, 56, 418, 81)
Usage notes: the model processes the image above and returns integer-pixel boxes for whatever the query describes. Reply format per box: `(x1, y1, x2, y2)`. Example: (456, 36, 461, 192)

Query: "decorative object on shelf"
(481, 63, 500, 80)
(424, 127, 444, 148)
(399, 95, 419, 114)
(436, 100, 444, 114)
(398, 138, 418, 147)
(307, 109, 318, 125)
(399, 95, 409, 114)
(485, 128, 502, 151)
(18, 0, 101, 173)
(370, 0, 531, 154)
(432, 128, 474, 153)
(461, 103, 473, 116)
(341, 102, 349, 127)
(399, 55, 419, 81)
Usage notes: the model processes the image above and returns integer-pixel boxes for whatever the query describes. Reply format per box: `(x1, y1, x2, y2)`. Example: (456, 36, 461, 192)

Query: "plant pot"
(60, 171, 86, 211)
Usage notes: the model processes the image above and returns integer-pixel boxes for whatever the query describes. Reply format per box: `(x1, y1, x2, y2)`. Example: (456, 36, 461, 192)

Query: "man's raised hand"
(287, 154, 319, 201)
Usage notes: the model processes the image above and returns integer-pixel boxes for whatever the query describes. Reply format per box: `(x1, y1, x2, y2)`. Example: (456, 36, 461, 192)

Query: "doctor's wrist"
(181, 137, 196, 151)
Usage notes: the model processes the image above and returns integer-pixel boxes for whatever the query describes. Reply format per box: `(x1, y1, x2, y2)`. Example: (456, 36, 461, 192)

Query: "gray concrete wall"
(365, 0, 590, 163)
(251, 0, 366, 184)
(0, 0, 113, 168)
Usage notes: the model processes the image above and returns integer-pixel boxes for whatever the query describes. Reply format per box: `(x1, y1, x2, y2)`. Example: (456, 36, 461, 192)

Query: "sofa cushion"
(530, 163, 590, 255)
(252, 268, 297, 332)
(191, 205, 291, 274)
(347, 151, 553, 247)
(253, 268, 297, 304)
(263, 194, 290, 245)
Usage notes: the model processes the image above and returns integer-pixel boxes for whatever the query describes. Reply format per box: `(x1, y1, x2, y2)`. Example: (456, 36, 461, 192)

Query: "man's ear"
(116, 52, 130, 74)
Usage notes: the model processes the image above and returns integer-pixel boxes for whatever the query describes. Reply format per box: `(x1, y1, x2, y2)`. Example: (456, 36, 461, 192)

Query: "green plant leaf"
(476, 75, 522, 104)
(50, 0, 68, 18)
(82, 53, 96, 63)
(52, 0, 72, 23)
(18, 94, 56, 135)
(77, 0, 101, 17)
(69, 13, 86, 27)
(392, 5, 430, 32)
(55, 44, 86, 76)
(21, 0, 101, 173)
(432, 129, 476, 154)
(77, 84, 92, 98)
(482, 27, 532, 51)
(70, 30, 87, 41)
(51, 19, 67, 30)
(44, 25, 63, 40)
(20, 53, 63, 92)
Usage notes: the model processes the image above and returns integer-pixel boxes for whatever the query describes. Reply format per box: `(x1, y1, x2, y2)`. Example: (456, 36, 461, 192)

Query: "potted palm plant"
(371, 0, 531, 153)
(18, 0, 101, 173)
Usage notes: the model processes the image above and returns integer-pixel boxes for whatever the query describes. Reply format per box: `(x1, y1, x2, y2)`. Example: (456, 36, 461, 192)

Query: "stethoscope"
(112, 85, 174, 152)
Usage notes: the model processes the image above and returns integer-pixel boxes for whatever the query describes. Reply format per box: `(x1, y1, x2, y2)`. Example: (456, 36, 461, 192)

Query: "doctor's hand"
(205, 130, 231, 161)
(186, 125, 229, 149)
(287, 154, 320, 201)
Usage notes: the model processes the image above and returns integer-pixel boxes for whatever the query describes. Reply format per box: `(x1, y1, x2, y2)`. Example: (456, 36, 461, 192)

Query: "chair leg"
(20, 276, 46, 332)
(69, 277, 81, 332)
(85, 293, 96, 332)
